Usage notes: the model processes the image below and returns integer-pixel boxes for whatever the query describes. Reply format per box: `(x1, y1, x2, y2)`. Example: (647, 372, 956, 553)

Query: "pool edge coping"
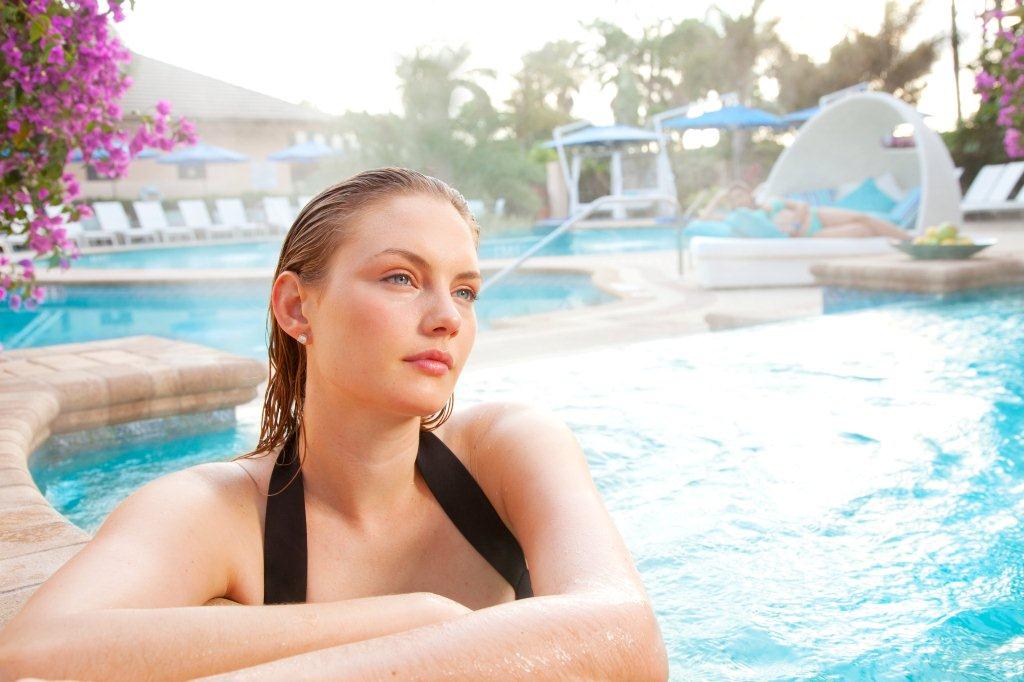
(0, 335, 266, 630)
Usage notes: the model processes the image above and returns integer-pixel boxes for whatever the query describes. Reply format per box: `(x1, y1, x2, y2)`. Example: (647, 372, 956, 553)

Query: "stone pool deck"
(0, 337, 264, 627)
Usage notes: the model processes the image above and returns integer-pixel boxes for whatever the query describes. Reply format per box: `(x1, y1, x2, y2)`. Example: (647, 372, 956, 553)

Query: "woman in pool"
(0, 168, 669, 680)
(695, 181, 911, 240)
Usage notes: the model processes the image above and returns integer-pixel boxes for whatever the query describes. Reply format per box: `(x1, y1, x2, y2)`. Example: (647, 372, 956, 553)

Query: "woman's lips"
(405, 358, 450, 376)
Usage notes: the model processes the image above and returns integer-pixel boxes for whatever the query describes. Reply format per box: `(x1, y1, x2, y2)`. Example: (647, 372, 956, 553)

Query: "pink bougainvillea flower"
(0, 0, 195, 316)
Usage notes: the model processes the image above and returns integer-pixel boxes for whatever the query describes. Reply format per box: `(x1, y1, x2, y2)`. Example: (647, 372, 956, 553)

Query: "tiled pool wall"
(31, 407, 237, 467)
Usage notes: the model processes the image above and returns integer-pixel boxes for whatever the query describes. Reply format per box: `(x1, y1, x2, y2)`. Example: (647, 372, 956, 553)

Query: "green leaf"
(28, 14, 50, 43)
(12, 121, 28, 146)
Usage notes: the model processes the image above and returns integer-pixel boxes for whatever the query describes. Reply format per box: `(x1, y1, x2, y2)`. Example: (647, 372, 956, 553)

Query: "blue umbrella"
(156, 142, 248, 164)
(267, 140, 341, 163)
(541, 124, 662, 148)
(155, 142, 248, 197)
(69, 143, 161, 162)
(779, 106, 819, 127)
(661, 104, 785, 180)
(660, 104, 783, 130)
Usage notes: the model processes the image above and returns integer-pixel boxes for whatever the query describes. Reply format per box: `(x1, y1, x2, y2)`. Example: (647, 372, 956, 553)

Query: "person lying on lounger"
(0, 167, 669, 681)
(691, 181, 910, 240)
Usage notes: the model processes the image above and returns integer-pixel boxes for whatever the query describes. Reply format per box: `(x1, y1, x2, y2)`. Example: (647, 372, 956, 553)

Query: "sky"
(115, 0, 991, 133)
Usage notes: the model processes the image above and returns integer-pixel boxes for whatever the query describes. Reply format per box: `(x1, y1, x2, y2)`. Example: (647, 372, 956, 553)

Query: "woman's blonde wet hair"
(232, 167, 481, 488)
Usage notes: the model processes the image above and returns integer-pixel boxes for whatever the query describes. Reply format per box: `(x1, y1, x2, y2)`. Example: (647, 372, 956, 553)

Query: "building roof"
(120, 52, 334, 123)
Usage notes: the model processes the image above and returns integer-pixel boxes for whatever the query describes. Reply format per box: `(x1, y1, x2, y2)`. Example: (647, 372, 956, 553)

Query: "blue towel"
(725, 208, 788, 238)
(681, 208, 788, 241)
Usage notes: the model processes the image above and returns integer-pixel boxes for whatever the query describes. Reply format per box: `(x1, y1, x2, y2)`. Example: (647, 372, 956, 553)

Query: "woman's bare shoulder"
(189, 449, 281, 520)
(174, 454, 278, 604)
(440, 402, 526, 467)
(440, 401, 539, 524)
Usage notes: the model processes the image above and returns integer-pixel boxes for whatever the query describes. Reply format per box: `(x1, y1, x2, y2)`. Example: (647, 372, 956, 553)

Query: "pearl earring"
(297, 333, 308, 345)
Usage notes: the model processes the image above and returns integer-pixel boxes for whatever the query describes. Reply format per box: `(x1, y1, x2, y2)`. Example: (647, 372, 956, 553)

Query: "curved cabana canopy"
(759, 91, 961, 231)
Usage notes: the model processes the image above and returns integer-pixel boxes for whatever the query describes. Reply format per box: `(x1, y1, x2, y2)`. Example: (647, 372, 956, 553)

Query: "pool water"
(68, 225, 682, 269)
(0, 272, 616, 355)
(28, 289, 1024, 678)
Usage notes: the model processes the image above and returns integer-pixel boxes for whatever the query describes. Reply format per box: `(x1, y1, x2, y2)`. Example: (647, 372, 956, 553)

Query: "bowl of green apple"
(892, 222, 996, 260)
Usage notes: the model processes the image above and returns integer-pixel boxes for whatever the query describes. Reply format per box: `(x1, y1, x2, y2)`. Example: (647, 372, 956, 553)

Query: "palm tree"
(774, 0, 942, 111)
(396, 45, 496, 180)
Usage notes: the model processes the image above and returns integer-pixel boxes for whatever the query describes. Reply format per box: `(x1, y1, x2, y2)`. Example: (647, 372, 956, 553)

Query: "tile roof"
(120, 52, 334, 123)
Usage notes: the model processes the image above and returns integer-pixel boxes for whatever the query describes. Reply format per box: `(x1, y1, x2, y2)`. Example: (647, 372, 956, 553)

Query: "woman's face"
(275, 192, 480, 420)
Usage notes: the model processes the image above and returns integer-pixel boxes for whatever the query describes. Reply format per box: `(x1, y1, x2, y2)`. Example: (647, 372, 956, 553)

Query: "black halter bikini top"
(262, 429, 533, 604)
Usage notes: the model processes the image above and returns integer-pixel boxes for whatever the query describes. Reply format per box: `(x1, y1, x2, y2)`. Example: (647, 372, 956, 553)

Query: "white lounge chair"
(493, 197, 506, 217)
(45, 205, 84, 247)
(176, 200, 235, 240)
(76, 221, 117, 248)
(961, 162, 1024, 215)
(293, 195, 315, 221)
(1, 204, 32, 253)
(262, 196, 297, 235)
(133, 201, 199, 243)
(91, 201, 160, 245)
(213, 198, 266, 238)
(688, 236, 894, 288)
(0, 225, 26, 254)
(0, 205, 87, 253)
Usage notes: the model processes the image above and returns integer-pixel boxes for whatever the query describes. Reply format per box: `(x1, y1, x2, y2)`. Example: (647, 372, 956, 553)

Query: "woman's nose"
(424, 287, 462, 334)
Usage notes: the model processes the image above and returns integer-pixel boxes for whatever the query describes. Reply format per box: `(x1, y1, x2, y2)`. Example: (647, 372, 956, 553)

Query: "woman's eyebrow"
(374, 248, 482, 281)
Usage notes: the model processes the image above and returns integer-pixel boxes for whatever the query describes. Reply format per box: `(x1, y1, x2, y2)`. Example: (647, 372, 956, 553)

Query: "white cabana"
(689, 90, 962, 288)
(757, 91, 961, 231)
(543, 123, 668, 220)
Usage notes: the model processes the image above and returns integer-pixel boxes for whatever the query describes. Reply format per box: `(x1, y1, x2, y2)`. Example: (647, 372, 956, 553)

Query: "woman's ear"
(271, 271, 311, 340)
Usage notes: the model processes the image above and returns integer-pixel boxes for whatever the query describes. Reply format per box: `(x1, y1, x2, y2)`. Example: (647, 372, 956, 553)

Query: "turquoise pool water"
(68, 225, 681, 269)
(0, 272, 616, 354)
(28, 289, 1024, 678)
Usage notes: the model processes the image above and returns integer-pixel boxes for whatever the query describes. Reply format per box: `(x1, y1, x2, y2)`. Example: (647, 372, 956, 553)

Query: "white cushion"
(873, 172, 905, 201)
(835, 173, 905, 202)
(690, 236, 892, 260)
(689, 236, 894, 288)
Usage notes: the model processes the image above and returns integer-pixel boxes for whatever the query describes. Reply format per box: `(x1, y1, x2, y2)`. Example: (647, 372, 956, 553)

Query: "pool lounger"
(688, 236, 893, 288)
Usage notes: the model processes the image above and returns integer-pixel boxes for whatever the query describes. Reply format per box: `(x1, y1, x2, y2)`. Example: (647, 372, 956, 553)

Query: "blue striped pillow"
(888, 186, 921, 229)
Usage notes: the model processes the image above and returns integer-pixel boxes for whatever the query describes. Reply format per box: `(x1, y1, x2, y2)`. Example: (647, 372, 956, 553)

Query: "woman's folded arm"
(195, 588, 666, 681)
(0, 465, 471, 682)
(204, 401, 668, 680)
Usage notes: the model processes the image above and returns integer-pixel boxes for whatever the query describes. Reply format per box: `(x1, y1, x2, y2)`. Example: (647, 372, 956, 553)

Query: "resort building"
(70, 52, 338, 201)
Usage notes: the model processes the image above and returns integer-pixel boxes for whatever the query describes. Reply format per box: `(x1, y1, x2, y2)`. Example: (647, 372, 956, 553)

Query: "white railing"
(479, 193, 680, 295)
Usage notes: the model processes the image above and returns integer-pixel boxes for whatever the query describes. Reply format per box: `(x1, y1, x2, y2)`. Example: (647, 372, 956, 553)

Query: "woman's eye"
(384, 274, 477, 303)
(384, 273, 413, 286)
